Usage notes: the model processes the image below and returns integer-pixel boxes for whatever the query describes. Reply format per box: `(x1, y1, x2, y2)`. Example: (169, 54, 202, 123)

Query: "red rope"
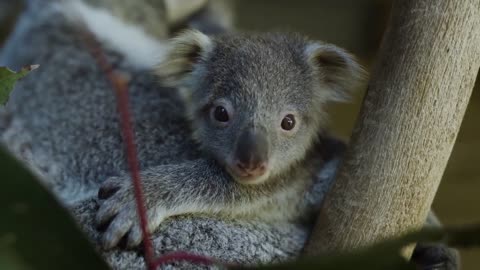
(81, 30, 220, 270)
(114, 77, 157, 269)
(82, 33, 155, 269)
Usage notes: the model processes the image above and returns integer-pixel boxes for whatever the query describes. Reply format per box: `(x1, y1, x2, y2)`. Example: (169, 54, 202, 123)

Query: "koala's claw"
(96, 177, 139, 249)
(126, 224, 143, 248)
(101, 208, 134, 249)
(96, 176, 165, 250)
(98, 177, 123, 199)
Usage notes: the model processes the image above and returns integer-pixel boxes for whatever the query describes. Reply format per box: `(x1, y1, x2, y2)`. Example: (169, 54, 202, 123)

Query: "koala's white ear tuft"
(155, 29, 213, 87)
(305, 43, 367, 102)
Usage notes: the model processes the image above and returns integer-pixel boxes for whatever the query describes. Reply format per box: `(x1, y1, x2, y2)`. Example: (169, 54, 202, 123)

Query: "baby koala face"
(198, 94, 304, 185)
(157, 30, 363, 185)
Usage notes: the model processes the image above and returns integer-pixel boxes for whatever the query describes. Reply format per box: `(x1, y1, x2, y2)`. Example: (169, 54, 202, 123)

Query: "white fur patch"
(61, 0, 170, 69)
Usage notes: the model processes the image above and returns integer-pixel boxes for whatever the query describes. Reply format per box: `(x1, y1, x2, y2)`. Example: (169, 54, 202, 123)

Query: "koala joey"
(95, 29, 364, 249)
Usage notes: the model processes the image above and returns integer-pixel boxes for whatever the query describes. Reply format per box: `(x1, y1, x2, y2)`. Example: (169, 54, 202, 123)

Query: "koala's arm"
(96, 159, 262, 249)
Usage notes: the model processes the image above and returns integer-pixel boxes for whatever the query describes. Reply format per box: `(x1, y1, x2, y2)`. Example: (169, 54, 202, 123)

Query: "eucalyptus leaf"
(239, 225, 480, 270)
(0, 146, 110, 270)
(0, 65, 38, 105)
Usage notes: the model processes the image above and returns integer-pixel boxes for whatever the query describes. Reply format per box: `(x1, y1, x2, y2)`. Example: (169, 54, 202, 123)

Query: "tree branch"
(304, 0, 480, 257)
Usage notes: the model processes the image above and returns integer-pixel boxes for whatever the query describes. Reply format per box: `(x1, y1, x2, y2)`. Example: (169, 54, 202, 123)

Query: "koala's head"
(157, 30, 364, 185)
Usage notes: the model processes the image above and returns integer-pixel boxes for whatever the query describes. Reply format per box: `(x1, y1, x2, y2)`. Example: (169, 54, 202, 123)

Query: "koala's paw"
(96, 176, 164, 250)
(411, 243, 460, 270)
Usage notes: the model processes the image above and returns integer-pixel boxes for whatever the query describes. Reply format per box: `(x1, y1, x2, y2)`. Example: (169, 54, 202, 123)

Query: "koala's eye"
(213, 106, 229, 122)
(281, 114, 296, 131)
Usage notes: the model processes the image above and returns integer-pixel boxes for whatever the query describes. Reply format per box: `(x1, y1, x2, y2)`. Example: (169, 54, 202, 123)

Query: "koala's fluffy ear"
(305, 43, 366, 102)
(155, 29, 213, 88)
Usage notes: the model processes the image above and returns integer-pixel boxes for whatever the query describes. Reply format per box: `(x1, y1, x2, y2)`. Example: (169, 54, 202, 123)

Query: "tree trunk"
(304, 0, 480, 257)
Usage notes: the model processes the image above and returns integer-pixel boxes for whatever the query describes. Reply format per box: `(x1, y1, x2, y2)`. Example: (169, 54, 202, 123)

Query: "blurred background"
(1, 0, 478, 269)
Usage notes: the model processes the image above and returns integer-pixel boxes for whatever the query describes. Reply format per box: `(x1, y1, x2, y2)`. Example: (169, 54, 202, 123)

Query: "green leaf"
(237, 225, 480, 270)
(0, 248, 32, 270)
(235, 243, 414, 270)
(0, 65, 38, 105)
(0, 146, 110, 270)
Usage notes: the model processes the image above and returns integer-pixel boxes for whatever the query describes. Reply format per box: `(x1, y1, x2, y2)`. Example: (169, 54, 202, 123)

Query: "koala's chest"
(230, 178, 313, 223)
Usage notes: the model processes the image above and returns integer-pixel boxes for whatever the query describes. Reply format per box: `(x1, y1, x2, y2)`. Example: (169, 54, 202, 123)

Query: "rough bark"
(304, 0, 480, 256)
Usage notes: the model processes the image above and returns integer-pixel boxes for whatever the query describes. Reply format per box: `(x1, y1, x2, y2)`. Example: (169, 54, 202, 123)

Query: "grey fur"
(0, 1, 459, 270)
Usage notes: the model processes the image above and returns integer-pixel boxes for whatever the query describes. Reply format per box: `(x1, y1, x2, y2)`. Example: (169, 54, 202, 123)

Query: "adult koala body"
(0, 1, 459, 269)
(0, 1, 331, 268)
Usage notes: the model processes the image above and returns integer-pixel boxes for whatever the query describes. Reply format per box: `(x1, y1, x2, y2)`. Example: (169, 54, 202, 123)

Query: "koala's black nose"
(233, 129, 269, 177)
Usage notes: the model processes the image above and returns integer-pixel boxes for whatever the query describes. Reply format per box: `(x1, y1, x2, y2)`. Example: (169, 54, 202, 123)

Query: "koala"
(0, 1, 459, 269)
(94, 29, 364, 250)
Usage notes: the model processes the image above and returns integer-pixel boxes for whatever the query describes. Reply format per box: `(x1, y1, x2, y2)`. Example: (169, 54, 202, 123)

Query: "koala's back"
(0, 6, 199, 203)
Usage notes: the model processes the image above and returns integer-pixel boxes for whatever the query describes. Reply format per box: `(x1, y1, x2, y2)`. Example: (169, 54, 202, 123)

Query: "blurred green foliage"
(0, 145, 110, 270)
(245, 225, 480, 270)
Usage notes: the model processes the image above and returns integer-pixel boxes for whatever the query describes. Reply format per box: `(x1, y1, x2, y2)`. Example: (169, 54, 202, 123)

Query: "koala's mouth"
(226, 164, 270, 185)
